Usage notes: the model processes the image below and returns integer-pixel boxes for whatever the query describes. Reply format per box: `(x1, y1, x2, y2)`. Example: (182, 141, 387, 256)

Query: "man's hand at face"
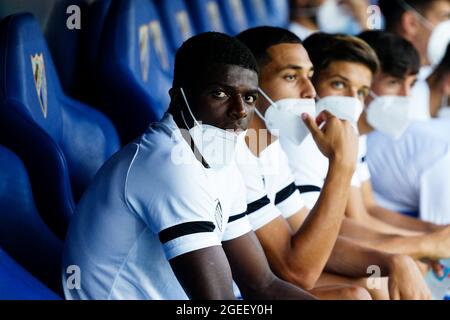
(387, 255, 432, 300)
(302, 110, 358, 173)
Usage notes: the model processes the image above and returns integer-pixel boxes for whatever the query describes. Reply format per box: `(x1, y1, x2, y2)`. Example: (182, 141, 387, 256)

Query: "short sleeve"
(222, 166, 253, 242)
(235, 141, 281, 231)
(271, 145, 305, 218)
(126, 145, 221, 260)
(420, 149, 450, 224)
(356, 136, 371, 183)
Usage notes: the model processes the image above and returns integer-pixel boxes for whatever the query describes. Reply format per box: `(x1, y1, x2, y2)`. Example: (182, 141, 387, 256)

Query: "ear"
(443, 74, 450, 96)
(400, 11, 420, 40)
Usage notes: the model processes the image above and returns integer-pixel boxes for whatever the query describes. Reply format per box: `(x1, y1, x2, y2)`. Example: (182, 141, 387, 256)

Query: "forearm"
(242, 274, 317, 300)
(357, 210, 424, 236)
(289, 161, 353, 283)
(325, 236, 394, 278)
(339, 216, 434, 259)
(368, 204, 442, 233)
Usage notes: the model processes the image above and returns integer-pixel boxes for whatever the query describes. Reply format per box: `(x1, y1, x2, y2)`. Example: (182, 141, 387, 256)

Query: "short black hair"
(236, 26, 302, 67)
(303, 32, 379, 77)
(172, 32, 258, 88)
(379, 0, 446, 31)
(358, 30, 420, 78)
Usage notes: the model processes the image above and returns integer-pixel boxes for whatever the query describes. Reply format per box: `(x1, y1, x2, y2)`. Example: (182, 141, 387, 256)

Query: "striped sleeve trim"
(159, 221, 215, 244)
(246, 195, 271, 215)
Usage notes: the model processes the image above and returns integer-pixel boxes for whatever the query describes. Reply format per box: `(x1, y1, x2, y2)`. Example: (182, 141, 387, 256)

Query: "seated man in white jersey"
(235, 26, 431, 300)
(366, 39, 450, 225)
(61, 32, 317, 300)
(283, 33, 450, 263)
(379, 0, 450, 120)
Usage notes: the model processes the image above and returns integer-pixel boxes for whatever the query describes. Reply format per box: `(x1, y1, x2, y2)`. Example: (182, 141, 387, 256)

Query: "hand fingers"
(302, 113, 322, 139)
(315, 110, 336, 128)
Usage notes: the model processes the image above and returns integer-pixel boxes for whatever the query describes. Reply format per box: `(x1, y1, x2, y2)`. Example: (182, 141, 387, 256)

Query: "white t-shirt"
(62, 113, 252, 300)
(235, 139, 305, 230)
(366, 121, 450, 224)
(410, 66, 432, 121)
(289, 22, 316, 41)
(280, 135, 366, 209)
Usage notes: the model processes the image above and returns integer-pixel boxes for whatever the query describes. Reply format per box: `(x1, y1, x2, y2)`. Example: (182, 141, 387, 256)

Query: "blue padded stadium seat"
(0, 13, 121, 238)
(264, 0, 289, 27)
(0, 246, 60, 300)
(0, 145, 63, 294)
(242, 0, 270, 28)
(186, 0, 227, 33)
(45, 0, 90, 97)
(218, 0, 250, 35)
(78, 0, 113, 103)
(96, 0, 173, 143)
(155, 0, 195, 55)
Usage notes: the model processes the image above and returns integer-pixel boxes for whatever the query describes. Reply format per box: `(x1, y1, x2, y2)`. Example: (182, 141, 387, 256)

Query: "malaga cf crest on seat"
(30, 53, 48, 118)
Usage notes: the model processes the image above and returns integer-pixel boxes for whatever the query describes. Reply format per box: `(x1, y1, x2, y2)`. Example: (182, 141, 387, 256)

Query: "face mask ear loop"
(180, 87, 201, 128)
(395, 0, 434, 30)
(255, 87, 278, 121)
(369, 91, 378, 99)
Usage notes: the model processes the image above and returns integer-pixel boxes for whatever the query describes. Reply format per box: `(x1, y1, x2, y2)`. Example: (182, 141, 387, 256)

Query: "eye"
(331, 81, 345, 90)
(244, 94, 257, 104)
(357, 89, 369, 99)
(284, 74, 297, 82)
(387, 79, 399, 86)
(212, 90, 227, 98)
(308, 70, 314, 80)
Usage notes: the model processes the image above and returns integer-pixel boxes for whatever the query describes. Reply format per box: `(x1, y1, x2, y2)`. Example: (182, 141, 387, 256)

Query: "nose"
(399, 83, 410, 97)
(299, 77, 317, 99)
(349, 87, 359, 99)
(228, 94, 248, 120)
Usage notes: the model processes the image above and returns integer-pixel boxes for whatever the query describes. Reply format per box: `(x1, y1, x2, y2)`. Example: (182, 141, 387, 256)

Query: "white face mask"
(179, 88, 240, 170)
(427, 20, 450, 67)
(315, 96, 363, 127)
(255, 88, 315, 145)
(366, 93, 413, 139)
(396, 0, 450, 66)
(317, 0, 355, 33)
(437, 95, 450, 118)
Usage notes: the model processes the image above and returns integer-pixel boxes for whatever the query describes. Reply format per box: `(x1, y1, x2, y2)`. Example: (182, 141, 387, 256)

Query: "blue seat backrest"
(0, 246, 60, 300)
(264, 0, 289, 27)
(0, 13, 120, 237)
(0, 145, 63, 294)
(78, 0, 113, 103)
(242, 0, 269, 28)
(218, 0, 249, 35)
(186, 0, 227, 33)
(45, 0, 90, 97)
(154, 0, 195, 54)
(96, 0, 172, 143)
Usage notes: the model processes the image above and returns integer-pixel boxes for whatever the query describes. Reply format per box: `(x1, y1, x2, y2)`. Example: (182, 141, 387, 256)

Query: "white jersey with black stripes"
(234, 138, 305, 231)
(62, 113, 252, 300)
(280, 134, 367, 209)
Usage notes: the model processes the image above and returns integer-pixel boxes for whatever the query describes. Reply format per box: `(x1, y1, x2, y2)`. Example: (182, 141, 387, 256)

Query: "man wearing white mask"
(235, 26, 432, 300)
(289, 0, 370, 40)
(366, 38, 450, 225)
(379, 0, 450, 120)
(283, 32, 450, 260)
(62, 32, 318, 300)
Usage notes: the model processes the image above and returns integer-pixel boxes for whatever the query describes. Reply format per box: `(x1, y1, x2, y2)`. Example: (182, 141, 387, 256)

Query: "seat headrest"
(0, 13, 63, 140)
(219, 0, 249, 35)
(102, 0, 172, 80)
(155, 0, 195, 53)
(187, 0, 226, 33)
